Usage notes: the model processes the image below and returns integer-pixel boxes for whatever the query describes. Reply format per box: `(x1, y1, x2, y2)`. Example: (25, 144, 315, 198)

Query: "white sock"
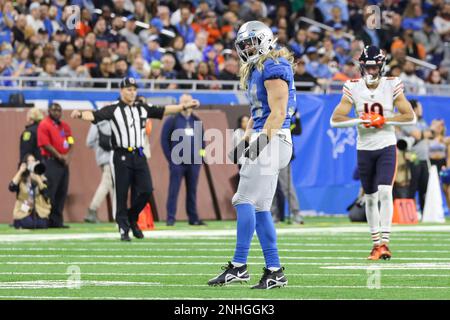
(268, 267, 280, 272)
(365, 192, 381, 245)
(378, 185, 394, 244)
(231, 261, 244, 267)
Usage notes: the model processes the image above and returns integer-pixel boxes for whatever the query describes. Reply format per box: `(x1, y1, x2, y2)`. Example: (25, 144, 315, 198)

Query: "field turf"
(0, 217, 449, 300)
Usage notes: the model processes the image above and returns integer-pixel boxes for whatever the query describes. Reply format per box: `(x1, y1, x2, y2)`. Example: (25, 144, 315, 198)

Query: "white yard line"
(1, 254, 450, 261)
(0, 280, 448, 290)
(1, 247, 449, 253)
(1, 225, 450, 242)
(1, 272, 450, 278)
(5, 261, 450, 266)
(321, 263, 450, 270)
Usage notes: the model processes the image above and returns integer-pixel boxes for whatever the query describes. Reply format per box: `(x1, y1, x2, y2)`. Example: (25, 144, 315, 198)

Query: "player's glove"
(360, 112, 372, 128)
(368, 112, 385, 129)
(244, 133, 269, 161)
(228, 139, 249, 164)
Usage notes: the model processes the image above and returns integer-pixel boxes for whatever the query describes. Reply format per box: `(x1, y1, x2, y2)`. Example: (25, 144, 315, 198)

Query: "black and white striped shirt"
(92, 99, 165, 149)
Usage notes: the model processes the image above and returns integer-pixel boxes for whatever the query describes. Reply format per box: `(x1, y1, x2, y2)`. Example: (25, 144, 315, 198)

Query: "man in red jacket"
(37, 103, 74, 228)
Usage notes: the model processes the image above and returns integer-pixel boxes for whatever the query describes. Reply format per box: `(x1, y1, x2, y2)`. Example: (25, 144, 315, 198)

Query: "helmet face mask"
(235, 21, 277, 64)
(359, 45, 386, 85)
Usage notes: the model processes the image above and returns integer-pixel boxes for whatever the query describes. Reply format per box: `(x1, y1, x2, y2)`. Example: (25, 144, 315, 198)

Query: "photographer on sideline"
(8, 154, 51, 229)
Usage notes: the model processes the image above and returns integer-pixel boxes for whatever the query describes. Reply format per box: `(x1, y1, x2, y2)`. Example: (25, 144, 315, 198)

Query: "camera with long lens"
(27, 161, 46, 175)
(397, 136, 417, 151)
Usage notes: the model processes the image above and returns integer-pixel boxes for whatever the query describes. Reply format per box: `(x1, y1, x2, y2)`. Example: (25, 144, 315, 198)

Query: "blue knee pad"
(232, 203, 256, 264)
(255, 211, 280, 268)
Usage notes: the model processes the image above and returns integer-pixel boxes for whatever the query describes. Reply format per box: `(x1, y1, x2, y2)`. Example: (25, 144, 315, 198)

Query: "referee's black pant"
(111, 149, 153, 234)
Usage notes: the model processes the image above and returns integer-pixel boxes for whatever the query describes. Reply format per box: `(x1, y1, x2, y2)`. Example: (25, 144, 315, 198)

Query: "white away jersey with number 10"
(342, 77, 404, 151)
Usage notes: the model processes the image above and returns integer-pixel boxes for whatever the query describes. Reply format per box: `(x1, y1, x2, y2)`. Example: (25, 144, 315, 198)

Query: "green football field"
(0, 217, 450, 300)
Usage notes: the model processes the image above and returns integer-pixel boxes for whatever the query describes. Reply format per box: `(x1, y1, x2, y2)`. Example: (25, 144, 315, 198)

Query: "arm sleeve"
(262, 59, 292, 83)
(37, 122, 50, 148)
(342, 81, 354, 104)
(160, 117, 174, 162)
(86, 124, 98, 148)
(92, 105, 116, 124)
(144, 103, 165, 119)
(392, 77, 404, 100)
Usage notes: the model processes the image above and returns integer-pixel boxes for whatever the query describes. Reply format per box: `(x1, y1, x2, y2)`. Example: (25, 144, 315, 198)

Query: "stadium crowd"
(1, 0, 450, 91)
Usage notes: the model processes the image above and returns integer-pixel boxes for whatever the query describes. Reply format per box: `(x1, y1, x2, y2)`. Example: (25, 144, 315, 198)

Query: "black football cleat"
(120, 233, 131, 242)
(251, 267, 288, 289)
(208, 262, 250, 286)
(130, 222, 144, 239)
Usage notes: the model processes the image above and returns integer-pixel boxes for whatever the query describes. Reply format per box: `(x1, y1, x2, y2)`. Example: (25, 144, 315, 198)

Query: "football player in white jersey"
(330, 46, 417, 260)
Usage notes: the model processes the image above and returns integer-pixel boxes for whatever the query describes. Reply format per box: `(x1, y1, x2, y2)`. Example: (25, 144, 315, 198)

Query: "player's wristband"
(330, 118, 367, 128)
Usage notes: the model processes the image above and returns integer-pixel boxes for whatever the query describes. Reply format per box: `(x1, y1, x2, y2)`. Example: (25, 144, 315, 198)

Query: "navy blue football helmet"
(358, 45, 386, 85)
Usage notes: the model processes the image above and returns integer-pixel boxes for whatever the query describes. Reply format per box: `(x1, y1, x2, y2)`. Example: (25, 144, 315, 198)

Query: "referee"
(71, 77, 200, 241)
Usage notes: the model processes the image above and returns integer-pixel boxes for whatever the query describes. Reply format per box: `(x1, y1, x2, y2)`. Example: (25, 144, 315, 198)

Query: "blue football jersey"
(246, 57, 296, 131)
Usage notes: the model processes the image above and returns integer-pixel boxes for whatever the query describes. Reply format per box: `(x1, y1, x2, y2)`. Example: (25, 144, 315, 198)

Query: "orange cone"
(137, 203, 155, 230)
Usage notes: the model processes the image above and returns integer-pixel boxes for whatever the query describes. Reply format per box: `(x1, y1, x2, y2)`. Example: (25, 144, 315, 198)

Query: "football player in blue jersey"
(208, 21, 296, 289)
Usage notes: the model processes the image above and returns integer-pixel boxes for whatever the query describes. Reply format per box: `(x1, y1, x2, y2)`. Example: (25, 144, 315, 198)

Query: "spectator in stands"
(14, 0, 28, 15)
(184, 32, 208, 66)
(305, 46, 332, 80)
(203, 45, 223, 76)
(128, 55, 150, 82)
(293, 0, 324, 30)
(38, 56, 63, 88)
(91, 56, 116, 88)
(26, 2, 44, 34)
(13, 44, 36, 76)
(11, 14, 28, 46)
(326, 5, 348, 29)
(19, 108, 44, 162)
(57, 53, 91, 87)
(81, 45, 97, 66)
(9, 153, 51, 229)
(178, 57, 197, 89)
(161, 93, 206, 226)
(170, 35, 186, 71)
(120, 16, 140, 48)
(112, 0, 132, 17)
(93, 17, 112, 47)
(37, 102, 74, 228)
(294, 58, 318, 91)
(239, 0, 266, 21)
(289, 29, 307, 58)
(134, 0, 150, 31)
(414, 18, 444, 64)
(427, 69, 445, 85)
(196, 61, 219, 89)
(115, 40, 130, 61)
(434, 3, 450, 42)
(161, 53, 178, 89)
(176, 6, 196, 44)
(306, 25, 322, 48)
(155, 6, 178, 48)
(218, 57, 239, 89)
(332, 60, 359, 82)
(402, 2, 427, 31)
(400, 60, 427, 95)
(317, 0, 349, 25)
(0, 49, 16, 86)
(391, 29, 426, 61)
(348, 0, 365, 31)
(114, 58, 128, 79)
(142, 35, 162, 63)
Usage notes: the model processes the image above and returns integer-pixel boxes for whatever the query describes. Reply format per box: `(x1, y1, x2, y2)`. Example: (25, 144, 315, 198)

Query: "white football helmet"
(235, 21, 277, 64)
